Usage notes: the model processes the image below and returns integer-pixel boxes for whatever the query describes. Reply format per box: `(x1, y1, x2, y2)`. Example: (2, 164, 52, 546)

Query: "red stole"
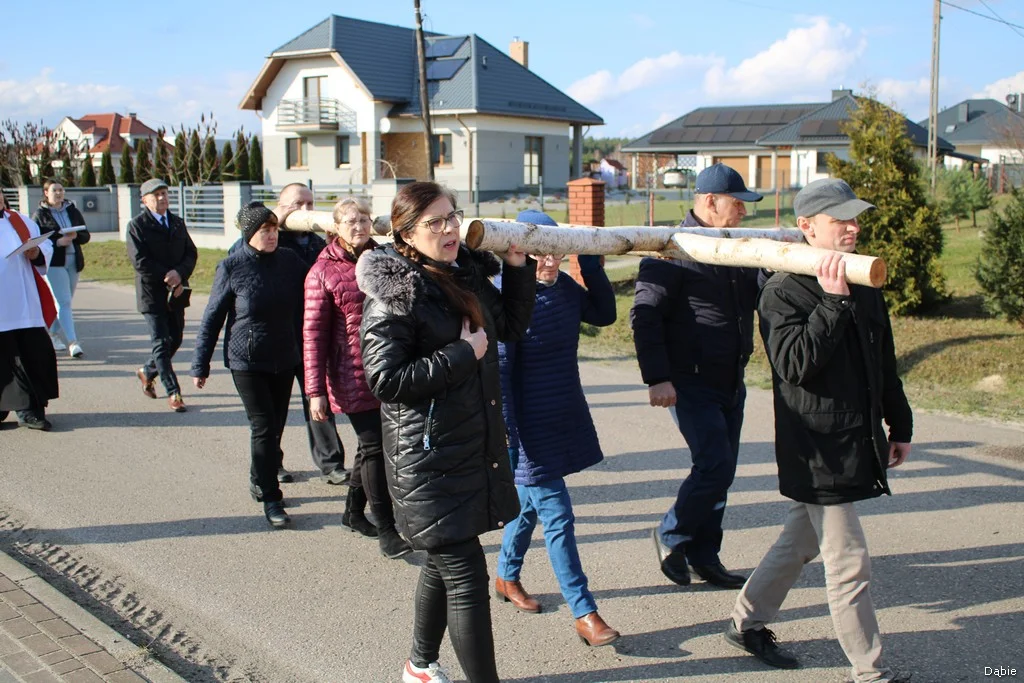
(5, 210, 57, 327)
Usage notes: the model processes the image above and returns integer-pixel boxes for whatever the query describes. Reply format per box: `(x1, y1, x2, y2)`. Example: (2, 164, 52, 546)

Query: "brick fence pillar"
(566, 177, 605, 284)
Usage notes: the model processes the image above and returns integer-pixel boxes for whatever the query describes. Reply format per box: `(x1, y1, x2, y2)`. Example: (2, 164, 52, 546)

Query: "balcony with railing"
(277, 98, 356, 133)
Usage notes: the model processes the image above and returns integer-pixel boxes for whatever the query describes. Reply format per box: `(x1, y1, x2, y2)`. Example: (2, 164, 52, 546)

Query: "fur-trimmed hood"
(356, 244, 501, 316)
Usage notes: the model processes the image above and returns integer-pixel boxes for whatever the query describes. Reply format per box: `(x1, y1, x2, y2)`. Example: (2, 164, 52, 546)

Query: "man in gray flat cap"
(126, 179, 197, 412)
(724, 178, 912, 682)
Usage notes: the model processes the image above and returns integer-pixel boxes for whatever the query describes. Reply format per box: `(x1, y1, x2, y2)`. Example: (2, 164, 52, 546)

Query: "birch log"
(279, 210, 393, 237)
(657, 234, 886, 288)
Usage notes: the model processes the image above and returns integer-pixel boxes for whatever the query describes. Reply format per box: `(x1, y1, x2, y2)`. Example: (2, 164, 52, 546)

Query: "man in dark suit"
(126, 178, 197, 413)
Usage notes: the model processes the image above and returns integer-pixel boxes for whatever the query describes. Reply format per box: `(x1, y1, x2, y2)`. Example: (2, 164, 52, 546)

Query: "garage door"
(712, 157, 748, 181)
(755, 156, 792, 189)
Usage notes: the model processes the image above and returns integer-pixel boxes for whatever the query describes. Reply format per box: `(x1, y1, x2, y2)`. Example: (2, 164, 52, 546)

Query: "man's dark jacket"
(357, 245, 536, 551)
(758, 272, 913, 505)
(630, 211, 759, 393)
(191, 242, 307, 377)
(125, 210, 197, 314)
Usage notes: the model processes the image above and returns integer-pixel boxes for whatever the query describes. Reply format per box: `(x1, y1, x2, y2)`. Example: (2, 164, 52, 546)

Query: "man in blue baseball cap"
(631, 163, 763, 590)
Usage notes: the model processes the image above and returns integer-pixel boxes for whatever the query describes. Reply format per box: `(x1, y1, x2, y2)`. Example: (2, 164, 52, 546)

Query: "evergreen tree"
(37, 145, 55, 184)
(0, 165, 14, 188)
(248, 136, 263, 184)
(18, 156, 32, 185)
(80, 153, 97, 187)
(202, 135, 219, 182)
(118, 144, 135, 184)
(187, 130, 201, 185)
(99, 150, 116, 185)
(939, 167, 972, 232)
(59, 159, 75, 188)
(134, 139, 153, 183)
(220, 141, 235, 180)
(154, 131, 169, 181)
(172, 132, 187, 185)
(968, 172, 993, 228)
(976, 187, 1024, 325)
(234, 132, 250, 182)
(828, 96, 946, 314)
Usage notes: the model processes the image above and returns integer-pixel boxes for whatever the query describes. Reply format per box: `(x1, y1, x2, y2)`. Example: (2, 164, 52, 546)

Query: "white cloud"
(703, 16, 864, 100)
(567, 51, 716, 106)
(0, 68, 258, 135)
(974, 70, 1024, 101)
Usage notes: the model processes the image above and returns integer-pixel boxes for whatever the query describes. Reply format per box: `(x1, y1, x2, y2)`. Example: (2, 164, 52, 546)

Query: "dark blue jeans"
(141, 309, 185, 396)
(658, 383, 745, 565)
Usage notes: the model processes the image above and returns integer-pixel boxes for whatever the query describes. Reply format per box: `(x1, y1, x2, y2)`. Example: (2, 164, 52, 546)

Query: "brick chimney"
(510, 38, 529, 69)
(831, 88, 853, 101)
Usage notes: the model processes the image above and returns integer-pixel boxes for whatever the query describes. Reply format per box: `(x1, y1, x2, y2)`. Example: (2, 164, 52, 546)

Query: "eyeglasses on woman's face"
(340, 215, 371, 227)
(415, 209, 464, 234)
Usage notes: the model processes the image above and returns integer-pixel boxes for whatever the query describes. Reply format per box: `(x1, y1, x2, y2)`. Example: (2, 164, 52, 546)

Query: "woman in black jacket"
(190, 202, 308, 529)
(357, 182, 535, 683)
(32, 180, 91, 358)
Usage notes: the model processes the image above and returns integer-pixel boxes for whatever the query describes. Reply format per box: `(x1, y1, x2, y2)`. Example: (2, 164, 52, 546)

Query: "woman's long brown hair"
(391, 182, 485, 331)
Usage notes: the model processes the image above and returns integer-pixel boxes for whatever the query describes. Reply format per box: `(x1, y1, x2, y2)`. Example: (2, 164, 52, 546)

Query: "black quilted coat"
(356, 245, 536, 551)
(191, 242, 308, 377)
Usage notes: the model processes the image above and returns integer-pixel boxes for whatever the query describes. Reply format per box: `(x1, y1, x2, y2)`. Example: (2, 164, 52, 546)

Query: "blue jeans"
(46, 262, 79, 343)
(497, 473, 597, 619)
(658, 383, 745, 565)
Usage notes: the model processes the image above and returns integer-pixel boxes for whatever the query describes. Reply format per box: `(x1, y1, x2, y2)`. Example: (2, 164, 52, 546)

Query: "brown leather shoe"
(136, 368, 157, 399)
(494, 577, 541, 613)
(168, 392, 187, 413)
(575, 612, 620, 647)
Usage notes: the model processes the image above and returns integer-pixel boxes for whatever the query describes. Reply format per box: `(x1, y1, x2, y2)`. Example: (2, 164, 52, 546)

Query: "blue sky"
(3, 0, 1023, 140)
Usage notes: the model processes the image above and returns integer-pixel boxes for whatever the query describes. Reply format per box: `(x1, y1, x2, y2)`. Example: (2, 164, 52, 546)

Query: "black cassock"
(0, 327, 59, 414)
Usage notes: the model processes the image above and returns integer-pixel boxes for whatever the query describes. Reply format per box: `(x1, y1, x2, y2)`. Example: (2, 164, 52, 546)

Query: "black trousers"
(141, 309, 185, 396)
(232, 369, 294, 504)
(411, 536, 498, 682)
(0, 327, 58, 419)
(277, 364, 346, 474)
(346, 409, 394, 527)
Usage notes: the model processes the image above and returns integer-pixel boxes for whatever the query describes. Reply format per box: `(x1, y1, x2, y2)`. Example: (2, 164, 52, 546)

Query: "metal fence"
(251, 184, 370, 210)
(2, 188, 19, 212)
(167, 184, 224, 231)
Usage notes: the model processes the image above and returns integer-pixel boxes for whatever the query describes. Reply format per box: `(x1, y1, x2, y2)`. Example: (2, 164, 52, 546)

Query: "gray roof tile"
(919, 99, 1024, 145)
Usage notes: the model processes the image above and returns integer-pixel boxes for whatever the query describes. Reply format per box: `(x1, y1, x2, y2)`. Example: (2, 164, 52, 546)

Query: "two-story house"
(239, 15, 603, 199)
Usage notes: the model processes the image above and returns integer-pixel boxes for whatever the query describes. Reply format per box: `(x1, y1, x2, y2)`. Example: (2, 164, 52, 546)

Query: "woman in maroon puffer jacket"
(303, 197, 411, 559)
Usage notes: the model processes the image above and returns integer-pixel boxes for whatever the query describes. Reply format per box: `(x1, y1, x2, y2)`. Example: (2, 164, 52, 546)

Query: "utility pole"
(928, 0, 941, 193)
(414, 0, 435, 181)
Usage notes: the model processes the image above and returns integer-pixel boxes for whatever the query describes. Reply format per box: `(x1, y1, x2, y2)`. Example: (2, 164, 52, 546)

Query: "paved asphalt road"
(1, 281, 1021, 683)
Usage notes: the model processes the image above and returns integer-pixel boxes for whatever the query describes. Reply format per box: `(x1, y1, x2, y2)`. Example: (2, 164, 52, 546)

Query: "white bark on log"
(462, 219, 805, 253)
(659, 234, 886, 288)
(279, 210, 393, 237)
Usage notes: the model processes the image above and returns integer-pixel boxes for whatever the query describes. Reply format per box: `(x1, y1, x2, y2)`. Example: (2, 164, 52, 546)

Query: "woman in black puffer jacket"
(357, 182, 535, 683)
(190, 202, 307, 529)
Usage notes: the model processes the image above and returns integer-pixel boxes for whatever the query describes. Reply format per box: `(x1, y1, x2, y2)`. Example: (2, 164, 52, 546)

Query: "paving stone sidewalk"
(0, 553, 183, 683)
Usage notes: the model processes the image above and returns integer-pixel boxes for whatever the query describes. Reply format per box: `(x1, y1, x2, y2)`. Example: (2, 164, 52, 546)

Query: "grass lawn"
(80, 204, 1023, 421)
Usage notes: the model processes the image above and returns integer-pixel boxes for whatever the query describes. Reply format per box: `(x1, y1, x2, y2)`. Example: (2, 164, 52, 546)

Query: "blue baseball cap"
(694, 163, 763, 202)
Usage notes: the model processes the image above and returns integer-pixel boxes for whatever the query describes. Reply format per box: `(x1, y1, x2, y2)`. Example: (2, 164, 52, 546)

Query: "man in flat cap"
(631, 163, 763, 590)
(724, 178, 912, 682)
(126, 178, 197, 412)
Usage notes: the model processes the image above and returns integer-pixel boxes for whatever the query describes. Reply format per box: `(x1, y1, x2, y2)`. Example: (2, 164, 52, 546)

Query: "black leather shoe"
(18, 415, 52, 431)
(692, 562, 747, 589)
(264, 501, 291, 528)
(322, 468, 350, 485)
(249, 484, 287, 507)
(277, 467, 294, 483)
(723, 622, 799, 669)
(651, 529, 690, 586)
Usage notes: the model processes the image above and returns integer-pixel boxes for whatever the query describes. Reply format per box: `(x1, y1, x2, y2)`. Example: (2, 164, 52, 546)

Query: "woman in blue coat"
(494, 210, 621, 647)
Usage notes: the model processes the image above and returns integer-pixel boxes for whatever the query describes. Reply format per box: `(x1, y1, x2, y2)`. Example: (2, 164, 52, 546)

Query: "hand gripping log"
(279, 212, 886, 288)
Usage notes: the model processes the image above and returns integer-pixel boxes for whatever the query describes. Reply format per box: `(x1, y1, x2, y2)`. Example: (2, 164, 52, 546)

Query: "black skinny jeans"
(231, 369, 294, 503)
(345, 409, 394, 527)
(411, 536, 499, 682)
(142, 309, 185, 396)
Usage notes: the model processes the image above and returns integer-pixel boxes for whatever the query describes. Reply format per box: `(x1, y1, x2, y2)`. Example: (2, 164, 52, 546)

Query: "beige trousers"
(731, 501, 893, 683)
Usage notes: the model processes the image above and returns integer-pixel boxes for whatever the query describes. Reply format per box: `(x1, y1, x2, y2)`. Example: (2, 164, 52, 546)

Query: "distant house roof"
(918, 98, 1024, 146)
(241, 15, 603, 126)
(601, 157, 626, 170)
(757, 95, 954, 152)
(67, 113, 161, 154)
(622, 103, 826, 153)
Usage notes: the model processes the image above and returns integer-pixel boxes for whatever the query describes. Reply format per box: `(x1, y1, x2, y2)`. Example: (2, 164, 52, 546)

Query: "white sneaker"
(50, 336, 66, 352)
(403, 660, 453, 683)
(68, 342, 84, 358)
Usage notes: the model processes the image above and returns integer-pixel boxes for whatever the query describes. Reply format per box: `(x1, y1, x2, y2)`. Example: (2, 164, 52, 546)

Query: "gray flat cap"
(793, 178, 875, 220)
(140, 178, 169, 196)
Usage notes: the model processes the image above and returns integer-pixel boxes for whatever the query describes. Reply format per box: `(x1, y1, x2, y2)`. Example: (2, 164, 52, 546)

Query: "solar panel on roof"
(732, 110, 751, 125)
(748, 110, 768, 125)
(425, 37, 466, 58)
(426, 58, 467, 81)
